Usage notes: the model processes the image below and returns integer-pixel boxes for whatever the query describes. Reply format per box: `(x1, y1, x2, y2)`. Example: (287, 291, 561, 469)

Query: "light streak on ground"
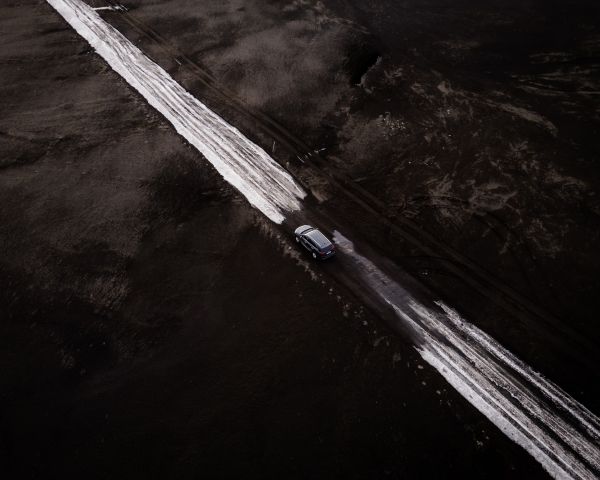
(333, 231, 600, 480)
(48, 0, 305, 224)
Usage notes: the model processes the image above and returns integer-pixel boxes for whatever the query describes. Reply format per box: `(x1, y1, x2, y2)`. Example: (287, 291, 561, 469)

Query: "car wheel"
(295, 236, 300, 243)
(312, 252, 317, 259)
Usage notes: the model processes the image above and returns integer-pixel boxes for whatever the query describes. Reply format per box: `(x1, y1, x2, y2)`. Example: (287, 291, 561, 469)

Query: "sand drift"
(47, 1, 600, 478)
(47, 0, 305, 224)
(333, 232, 600, 480)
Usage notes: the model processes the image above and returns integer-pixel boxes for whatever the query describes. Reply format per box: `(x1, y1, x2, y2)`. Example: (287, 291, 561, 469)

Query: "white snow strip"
(435, 301, 600, 445)
(93, 5, 127, 12)
(48, 0, 305, 224)
(333, 231, 600, 480)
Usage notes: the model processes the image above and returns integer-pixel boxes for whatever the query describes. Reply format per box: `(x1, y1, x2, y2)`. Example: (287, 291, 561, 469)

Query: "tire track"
(47, 0, 305, 225)
(333, 231, 600, 480)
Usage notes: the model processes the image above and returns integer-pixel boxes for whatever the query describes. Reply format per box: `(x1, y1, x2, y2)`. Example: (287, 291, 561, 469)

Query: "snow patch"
(333, 230, 600, 480)
(47, 0, 305, 224)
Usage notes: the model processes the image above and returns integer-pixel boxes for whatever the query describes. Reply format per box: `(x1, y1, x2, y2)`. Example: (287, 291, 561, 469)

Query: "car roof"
(305, 229, 332, 249)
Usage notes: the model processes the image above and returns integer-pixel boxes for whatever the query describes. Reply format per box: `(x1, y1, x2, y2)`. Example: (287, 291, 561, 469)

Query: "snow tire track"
(334, 231, 600, 480)
(47, 0, 305, 224)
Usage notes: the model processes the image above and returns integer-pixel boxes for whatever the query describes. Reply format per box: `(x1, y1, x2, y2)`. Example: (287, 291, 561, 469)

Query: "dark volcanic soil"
(1, 0, 599, 478)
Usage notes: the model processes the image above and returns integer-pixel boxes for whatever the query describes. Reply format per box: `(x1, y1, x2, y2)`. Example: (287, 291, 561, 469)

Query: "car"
(294, 225, 335, 260)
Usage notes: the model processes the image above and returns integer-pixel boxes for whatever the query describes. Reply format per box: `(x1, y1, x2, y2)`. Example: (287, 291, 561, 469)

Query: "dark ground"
(1, 0, 599, 478)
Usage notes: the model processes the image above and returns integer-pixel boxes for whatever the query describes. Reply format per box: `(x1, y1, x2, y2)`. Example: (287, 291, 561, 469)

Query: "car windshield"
(306, 229, 331, 249)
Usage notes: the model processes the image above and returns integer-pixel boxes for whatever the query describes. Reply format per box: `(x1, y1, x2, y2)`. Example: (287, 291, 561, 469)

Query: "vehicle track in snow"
(47, 0, 305, 225)
(46, 1, 600, 478)
(333, 232, 600, 480)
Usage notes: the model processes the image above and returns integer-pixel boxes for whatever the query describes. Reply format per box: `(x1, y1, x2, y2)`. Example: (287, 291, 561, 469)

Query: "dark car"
(294, 225, 335, 260)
